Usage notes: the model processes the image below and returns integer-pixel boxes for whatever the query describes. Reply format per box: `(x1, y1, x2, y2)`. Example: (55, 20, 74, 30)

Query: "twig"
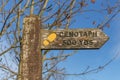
(0, 0, 23, 34)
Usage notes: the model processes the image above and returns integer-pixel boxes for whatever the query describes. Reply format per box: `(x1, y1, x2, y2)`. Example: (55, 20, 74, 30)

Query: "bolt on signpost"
(18, 15, 109, 80)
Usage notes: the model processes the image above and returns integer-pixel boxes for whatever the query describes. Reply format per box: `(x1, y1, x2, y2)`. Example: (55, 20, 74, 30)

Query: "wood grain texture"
(41, 29, 109, 49)
(18, 15, 42, 80)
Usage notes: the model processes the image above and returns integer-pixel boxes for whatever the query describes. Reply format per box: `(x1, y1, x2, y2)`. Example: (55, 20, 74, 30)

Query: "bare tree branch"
(0, 64, 17, 75)
(0, 0, 23, 34)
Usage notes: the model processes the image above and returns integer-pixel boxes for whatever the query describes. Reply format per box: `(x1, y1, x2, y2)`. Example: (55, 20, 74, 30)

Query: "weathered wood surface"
(41, 29, 109, 49)
(18, 15, 42, 80)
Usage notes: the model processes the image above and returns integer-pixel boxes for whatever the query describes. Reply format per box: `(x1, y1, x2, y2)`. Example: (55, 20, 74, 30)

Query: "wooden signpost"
(18, 15, 109, 80)
(18, 15, 42, 80)
(41, 29, 109, 49)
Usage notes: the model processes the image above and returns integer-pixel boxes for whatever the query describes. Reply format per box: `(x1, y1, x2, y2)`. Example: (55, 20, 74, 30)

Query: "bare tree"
(0, 0, 120, 80)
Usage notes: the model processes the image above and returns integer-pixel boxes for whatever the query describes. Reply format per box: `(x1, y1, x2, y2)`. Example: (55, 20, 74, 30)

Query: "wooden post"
(18, 15, 42, 80)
